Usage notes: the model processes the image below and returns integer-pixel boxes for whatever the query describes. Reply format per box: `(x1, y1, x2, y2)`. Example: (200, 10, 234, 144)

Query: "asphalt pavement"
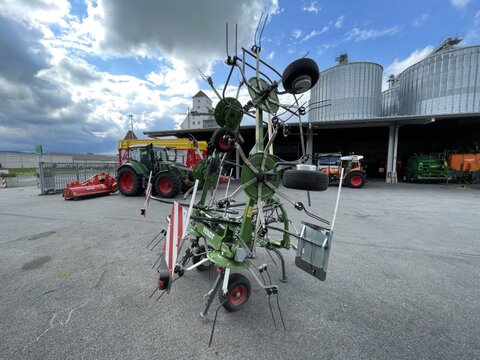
(0, 181, 479, 360)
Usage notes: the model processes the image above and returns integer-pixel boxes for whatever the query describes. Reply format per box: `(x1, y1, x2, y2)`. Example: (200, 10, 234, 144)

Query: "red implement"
(63, 172, 117, 200)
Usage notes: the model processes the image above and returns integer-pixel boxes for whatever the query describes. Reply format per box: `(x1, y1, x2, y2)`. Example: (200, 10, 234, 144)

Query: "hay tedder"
(144, 19, 344, 342)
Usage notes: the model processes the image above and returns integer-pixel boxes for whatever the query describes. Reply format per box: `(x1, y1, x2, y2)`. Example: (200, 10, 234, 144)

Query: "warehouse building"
(307, 37, 480, 182)
(147, 37, 480, 182)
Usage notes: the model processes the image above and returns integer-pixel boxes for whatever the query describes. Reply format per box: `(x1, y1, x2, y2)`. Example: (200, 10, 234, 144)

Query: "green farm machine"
(145, 19, 343, 341)
(403, 153, 451, 182)
(117, 144, 194, 198)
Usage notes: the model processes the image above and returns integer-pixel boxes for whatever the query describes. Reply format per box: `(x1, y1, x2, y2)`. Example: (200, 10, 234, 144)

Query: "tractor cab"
(117, 143, 193, 198)
(317, 153, 367, 188)
(128, 144, 168, 169)
(340, 154, 364, 171)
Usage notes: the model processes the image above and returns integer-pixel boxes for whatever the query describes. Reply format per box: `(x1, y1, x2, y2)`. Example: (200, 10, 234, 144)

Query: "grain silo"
(398, 38, 480, 115)
(309, 54, 383, 122)
(382, 75, 400, 117)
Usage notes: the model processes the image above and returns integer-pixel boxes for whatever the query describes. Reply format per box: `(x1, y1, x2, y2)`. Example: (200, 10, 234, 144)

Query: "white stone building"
(180, 91, 216, 129)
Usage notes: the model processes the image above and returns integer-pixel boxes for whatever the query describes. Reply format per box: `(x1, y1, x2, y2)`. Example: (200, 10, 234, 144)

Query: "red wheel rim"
(350, 175, 362, 187)
(159, 178, 172, 193)
(120, 172, 133, 191)
(229, 284, 248, 306)
(218, 135, 232, 151)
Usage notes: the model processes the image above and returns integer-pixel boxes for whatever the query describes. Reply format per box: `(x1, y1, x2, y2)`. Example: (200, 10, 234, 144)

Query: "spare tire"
(281, 58, 319, 94)
(282, 169, 328, 191)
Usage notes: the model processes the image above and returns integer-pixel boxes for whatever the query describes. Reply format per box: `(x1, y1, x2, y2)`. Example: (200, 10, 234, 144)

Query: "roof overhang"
(144, 112, 480, 138)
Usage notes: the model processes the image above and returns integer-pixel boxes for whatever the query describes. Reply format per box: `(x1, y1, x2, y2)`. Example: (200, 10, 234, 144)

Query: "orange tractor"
(317, 154, 367, 188)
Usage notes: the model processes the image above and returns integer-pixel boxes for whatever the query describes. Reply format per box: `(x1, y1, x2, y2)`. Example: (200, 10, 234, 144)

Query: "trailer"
(118, 138, 207, 169)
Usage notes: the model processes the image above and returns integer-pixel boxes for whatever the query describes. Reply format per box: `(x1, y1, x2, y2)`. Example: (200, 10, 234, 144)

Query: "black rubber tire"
(191, 245, 213, 271)
(117, 167, 143, 196)
(346, 172, 366, 189)
(211, 128, 236, 153)
(155, 171, 182, 198)
(403, 170, 413, 183)
(220, 273, 251, 312)
(282, 169, 329, 191)
(281, 58, 319, 94)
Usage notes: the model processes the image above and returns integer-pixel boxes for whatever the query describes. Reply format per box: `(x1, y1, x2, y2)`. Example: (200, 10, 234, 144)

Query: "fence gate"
(39, 162, 117, 195)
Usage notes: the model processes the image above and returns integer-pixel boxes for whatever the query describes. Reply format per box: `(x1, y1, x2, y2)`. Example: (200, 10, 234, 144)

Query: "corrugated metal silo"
(398, 44, 480, 115)
(382, 86, 400, 116)
(309, 60, 383, 121)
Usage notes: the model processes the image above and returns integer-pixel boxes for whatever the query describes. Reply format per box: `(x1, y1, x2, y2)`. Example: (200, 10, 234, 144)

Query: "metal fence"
(39, 162, 117, 194)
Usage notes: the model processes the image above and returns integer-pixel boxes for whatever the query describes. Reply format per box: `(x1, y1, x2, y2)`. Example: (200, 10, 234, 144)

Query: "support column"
(386, 124, 395, 183)
(392, 124, 400, 183)
(306, 129, 314, 164)
(386, 123, 400, 183)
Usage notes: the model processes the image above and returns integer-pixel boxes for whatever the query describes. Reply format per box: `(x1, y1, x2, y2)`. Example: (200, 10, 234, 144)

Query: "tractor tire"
(211, 128, 236, 153)
(220, 273, 251, 312)
(155, 171, 182, 198)
(281, 58, 319, 94)
(347, 172, 366, 189)
(117, 167, 143, 196)
(191, 245, 213, 271)
(403, 170, 413, 183)
(282, 169, 329, 191)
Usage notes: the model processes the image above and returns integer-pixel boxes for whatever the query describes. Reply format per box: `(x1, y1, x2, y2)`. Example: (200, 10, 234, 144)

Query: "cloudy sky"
(0, 0, 479, 154)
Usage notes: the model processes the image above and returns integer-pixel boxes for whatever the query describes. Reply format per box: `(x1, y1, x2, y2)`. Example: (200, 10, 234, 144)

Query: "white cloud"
(335, 15, 345, 29)
(267, 51, 275, 60)
(413, 13, 429, 27)
(292, 29, 302, 39)
(267, 0, 282, 15)
(450, 0, 471, 8)
(302, 1, 321, 14)
(383, 45, 434, 89)
(475, 11, 480, 25)
(0, 0, 285, 152)
(316, 42, 339, 56)
(345, 26, 401, 41)
(300, 27, 329, 43)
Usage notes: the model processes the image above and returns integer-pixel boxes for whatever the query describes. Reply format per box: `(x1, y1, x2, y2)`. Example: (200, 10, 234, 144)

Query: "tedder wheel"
(191, 245, 213, 271)
(347, 172, 366, 189)
(117, 167, 143, 196)
(155, 171, 182, 198)
(282, 169, 329, 191)
(211, 128, 236, 153)
(220, 273, 251, 312)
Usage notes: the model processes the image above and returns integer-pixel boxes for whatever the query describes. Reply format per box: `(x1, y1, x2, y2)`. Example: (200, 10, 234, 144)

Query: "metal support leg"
(200, 272, 224, 318)
(270, 248, 288, 283)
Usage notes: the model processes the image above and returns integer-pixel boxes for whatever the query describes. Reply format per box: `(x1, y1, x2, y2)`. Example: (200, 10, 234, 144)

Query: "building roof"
(144, 112, 480, 139)
(124, 130, 138, 140)
(192, 90, 211, 101)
